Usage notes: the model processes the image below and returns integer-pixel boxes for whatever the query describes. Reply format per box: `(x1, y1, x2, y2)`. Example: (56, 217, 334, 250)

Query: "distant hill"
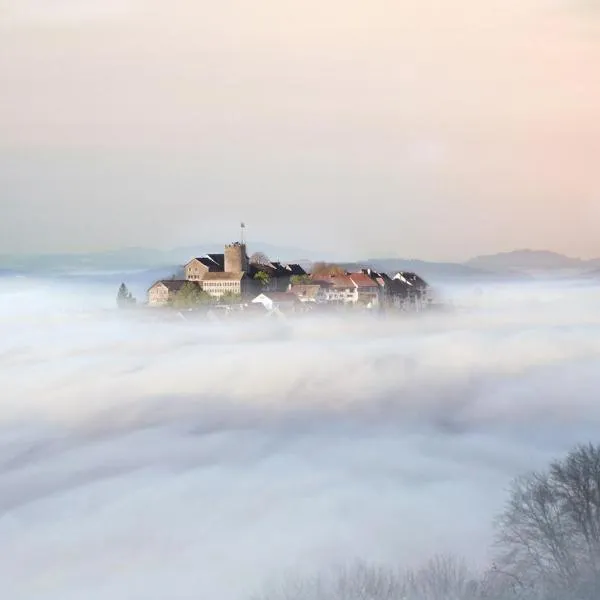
(467, 249, 600, 272)
(0, 243, 325, 273)
(337, 258, 532, 284)
(3, 246, 599, 285)
(335, 250, 600, 284)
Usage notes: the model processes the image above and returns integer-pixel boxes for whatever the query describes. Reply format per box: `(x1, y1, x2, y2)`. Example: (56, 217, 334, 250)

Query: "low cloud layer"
(2, 276, 600, 599)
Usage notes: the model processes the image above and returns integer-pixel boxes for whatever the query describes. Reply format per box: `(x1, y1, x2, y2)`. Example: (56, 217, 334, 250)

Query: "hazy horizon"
(1, 241, 600, 265)
(2, 0, 600, 261)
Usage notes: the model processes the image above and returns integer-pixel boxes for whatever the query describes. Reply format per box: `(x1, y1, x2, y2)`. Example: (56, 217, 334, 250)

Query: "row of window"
(203, 282, 239, 288)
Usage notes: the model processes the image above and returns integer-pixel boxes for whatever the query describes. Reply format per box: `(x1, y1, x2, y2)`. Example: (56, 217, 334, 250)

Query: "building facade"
(200, 272, 247, 299)
(148, 280, 195, 306)
(147, 233, 432, 310)
(289, 283, 328, 303)
(310, 274, 358, 304)
(184, 254, 225, 281)
(224, 242, 249, 274)
(348, 272, 381, 306)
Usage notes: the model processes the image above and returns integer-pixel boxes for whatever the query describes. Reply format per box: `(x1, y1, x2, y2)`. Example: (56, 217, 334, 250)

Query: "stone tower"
(224, 242, 249, 273)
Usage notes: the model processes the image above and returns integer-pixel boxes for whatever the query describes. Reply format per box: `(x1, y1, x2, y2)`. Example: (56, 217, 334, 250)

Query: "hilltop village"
(145, 239, 432, 316)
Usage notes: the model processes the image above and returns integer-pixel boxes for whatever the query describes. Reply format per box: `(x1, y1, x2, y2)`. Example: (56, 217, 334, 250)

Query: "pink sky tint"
(0, 0, 599, 259)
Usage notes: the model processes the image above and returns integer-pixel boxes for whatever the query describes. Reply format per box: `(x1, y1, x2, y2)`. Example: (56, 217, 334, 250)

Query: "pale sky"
(1, 0, 599, 260)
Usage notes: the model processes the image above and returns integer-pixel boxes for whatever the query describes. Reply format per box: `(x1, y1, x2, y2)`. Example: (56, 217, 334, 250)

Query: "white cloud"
(2, 275, 600, 598)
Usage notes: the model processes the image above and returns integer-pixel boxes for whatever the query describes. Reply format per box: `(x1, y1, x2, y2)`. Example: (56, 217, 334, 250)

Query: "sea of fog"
(1, 272, 600, 599)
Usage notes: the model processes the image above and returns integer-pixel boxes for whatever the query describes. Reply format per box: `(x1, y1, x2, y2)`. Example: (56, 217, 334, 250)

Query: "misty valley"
(3, 0, 600, 596)
(1, 270, 600, 599)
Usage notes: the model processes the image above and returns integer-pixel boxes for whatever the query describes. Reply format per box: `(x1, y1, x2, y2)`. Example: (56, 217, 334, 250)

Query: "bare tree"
(311, 262, 345, 277)
(251, 561, 405, 600)
(251, 252, 271, 267)
(479, 564, 538, 600)
(250, 446, 600, 600)
(405, 555, 481, 600)
(494, 443, 600, 599)
(251, 556, 483, 600)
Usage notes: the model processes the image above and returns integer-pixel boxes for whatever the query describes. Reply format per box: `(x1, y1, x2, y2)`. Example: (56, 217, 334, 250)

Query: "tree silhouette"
(254, 270, 271, 289)
(311, 262, 345, 277)
(219, 291, 242, 304)
(494, 443, 600, 598)
(251, 556, 483, 600)
(290, 274, 312, 285)
(116, 283, 136, 308)
(171, 282, 212, 308)
(250, 252, 271, 267)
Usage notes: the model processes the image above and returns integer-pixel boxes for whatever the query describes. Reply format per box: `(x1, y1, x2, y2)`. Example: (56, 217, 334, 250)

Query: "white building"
(310, 274, 358, 304)
(251, 292, 299, 311)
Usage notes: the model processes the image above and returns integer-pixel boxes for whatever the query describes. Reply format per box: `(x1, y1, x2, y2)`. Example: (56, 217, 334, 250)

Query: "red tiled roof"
(348, 273, 379, 288)
(311, 274, 355, 288)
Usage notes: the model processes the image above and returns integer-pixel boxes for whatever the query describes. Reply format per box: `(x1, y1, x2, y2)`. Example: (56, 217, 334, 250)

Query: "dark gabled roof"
(386, 278, 412, 297)
(248, 261, 306, 278)
(189, 254, 225, 271)
(206, 253, 225, 266)
(268, 262, 289, 276)
(271, 261, 305, 277)
(409, 273, 429, 288)
(393, 271, 429, 289)
(287, 263, 307, 275)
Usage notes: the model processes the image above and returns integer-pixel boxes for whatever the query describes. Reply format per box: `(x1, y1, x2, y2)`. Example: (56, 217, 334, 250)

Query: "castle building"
(147, 242, 430, 310)
(186, 240, 250, 299)
(184, 254, 224, 281)
(182, 237, 305, 300)
(199, 271, 248, 299)
(148, 227, 307, 305)
(224, 242, 249, 274)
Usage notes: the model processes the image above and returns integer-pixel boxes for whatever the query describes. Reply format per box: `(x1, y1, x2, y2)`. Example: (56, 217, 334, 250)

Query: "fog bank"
(2, 275, 600, 599)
